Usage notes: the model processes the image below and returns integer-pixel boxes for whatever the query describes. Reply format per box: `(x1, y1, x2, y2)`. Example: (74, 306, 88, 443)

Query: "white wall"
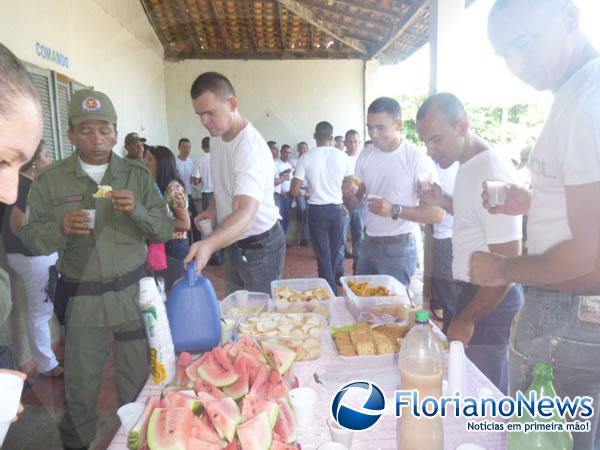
(0, 0, 169, 153)
(164, 59, 365, 160)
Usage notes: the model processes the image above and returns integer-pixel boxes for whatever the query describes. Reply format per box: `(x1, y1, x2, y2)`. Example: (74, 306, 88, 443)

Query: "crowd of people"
(0, 0, 599, 449)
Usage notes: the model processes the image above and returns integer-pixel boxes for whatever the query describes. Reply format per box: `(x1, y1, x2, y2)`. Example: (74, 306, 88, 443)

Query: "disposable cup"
(367, 194, 382, 201)
(447, 341, 466, 395)
(455, 444, 486, 450)
(0, 421, 10, 447)
(318, 443, 349, 450)
(486, 181, 507, 207)
(0, 372, 24, 446)
(117, 402, 146, 434)
(198, 219, 213, 238)
(82, 209, 96, 229)
(418, 172, 434, 191)
(327, 417, 354, 448)
(289, 387, 317, 428)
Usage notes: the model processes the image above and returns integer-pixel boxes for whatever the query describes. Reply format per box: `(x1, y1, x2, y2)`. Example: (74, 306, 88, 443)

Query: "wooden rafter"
(329, 0, 403, 17)
(243, 0, 258, 51)
(208, 0, 228, 51)
(275, 0, 286, 51)
(370, 0, 428, 59)
(300, 0, 392, 28)
(178, 0, 204, 50)
(276, 0, 368, 56)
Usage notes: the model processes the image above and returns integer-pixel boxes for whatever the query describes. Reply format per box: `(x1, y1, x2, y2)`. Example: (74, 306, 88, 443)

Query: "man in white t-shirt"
(191, 136, 214, 212)
(272, 143, 293, 236)
(292, 121, 353, 293)
(185, 72, 285, 294)
(176, 137, 199, 242)
(292, 141, 310, 246)
(344, 97, 444, 287)
(471, 2, 600, 445)
(417, 92, 523, 394)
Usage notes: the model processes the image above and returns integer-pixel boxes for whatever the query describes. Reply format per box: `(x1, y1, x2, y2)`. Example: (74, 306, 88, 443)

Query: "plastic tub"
(237, 312, 327, 361)
(340, 275, 412, 321)
(270, 278, 335, 322)
(220, 290, 268, 343)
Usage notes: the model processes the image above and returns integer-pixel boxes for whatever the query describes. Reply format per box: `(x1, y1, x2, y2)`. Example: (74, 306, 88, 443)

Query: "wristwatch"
(392, 204, 403, 220)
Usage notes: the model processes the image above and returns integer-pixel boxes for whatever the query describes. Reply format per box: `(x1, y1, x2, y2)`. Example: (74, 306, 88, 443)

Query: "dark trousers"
(308, 204, 344, 294)
(188, 194, 201, 243)
(201, 192, 213, 211)
(431, 237, 459, 333)
(296, 195, 309, 242)
(157, 238, 189, 292)
(278, 193, 292, 236)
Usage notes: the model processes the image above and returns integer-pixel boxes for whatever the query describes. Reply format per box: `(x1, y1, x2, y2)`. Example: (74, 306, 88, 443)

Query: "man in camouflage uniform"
(19, 88, 173, 450)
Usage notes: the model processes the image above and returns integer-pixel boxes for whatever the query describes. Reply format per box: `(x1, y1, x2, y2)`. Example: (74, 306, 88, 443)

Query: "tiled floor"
(4, 242, 353, 450)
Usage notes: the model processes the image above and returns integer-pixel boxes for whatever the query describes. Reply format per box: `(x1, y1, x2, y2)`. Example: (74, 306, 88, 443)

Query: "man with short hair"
(470, 2, 600, 446)
(191, 137, 214, 212)
(334, 135, 345, 151)
(344, 97, 444, 287)
(416, 92, 523, 393)
(291, 142, 310, 246)
(292, 122, 353, 293)
(276, 144, 294, 236)
(185, 72, 285, 295)
(123, 132, 146, 161)
(19, 88, 173, 449)
(176, 137, 198, 241)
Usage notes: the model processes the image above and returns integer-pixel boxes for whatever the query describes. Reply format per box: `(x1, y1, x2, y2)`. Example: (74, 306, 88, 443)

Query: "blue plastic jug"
(166, 262, 222, 352)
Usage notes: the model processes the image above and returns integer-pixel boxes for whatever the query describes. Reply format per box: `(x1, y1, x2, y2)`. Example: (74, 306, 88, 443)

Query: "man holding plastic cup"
(470, 1, 600, 447)
(416, 92, 523, 393)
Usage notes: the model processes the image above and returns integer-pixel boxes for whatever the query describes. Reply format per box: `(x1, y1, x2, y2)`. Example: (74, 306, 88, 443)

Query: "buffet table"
(108, 299, 507, 450)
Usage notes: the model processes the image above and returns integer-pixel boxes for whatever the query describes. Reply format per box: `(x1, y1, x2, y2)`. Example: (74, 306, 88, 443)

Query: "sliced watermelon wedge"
(249, 366, 269, 399)
(163, 390, 203, 415)
(190, 415, 226, 447)
(270, 441, 299, 450)
(198, 350, 239, 387)
(222, 355, 249, 399)
(229, 335, 267, 363)
(261, 342, 296, 376)
(186, 353, 210, 383)
(266, 370, 289, 401)
(194, 380, 226, 400)
(237, 411, 272, 450)
(127, 397, 160, 450)
(203, 397, 242, 443)
(146, 407, 193, 450)
(274, 398, 297, 444)
(176, 352, 194, 387)
(187, 438, 224, 450)
(241, 393, 279, 428)
(235, 350, 267, 386)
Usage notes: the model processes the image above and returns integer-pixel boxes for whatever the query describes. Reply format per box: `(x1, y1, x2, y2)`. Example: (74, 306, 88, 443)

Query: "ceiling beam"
(178, 0, 205, 51)
(275, 0, 286, 51)
(140, 1, 171, 53)
(243, 0, 258, 51)
(208, 0, 229, 51)
(370, 0, 428, 60)
(166, 48, 364, 61)
(300, 0, 392, 29)
(276, 0, 368, 56)
(329, 0, 403, 17)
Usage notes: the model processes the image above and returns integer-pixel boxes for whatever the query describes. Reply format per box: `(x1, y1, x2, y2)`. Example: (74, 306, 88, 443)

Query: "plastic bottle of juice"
(508, 363, 573, 450)
(397, 310, 444, 450)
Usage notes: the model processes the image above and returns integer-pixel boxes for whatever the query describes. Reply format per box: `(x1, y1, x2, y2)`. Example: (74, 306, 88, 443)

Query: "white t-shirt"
(192, 153, 213, 193)
(433, 162, 458, 240)
(79, 157, 108, 184)
(452, 150, 522, 282)
(294, 146, 351, 205)
(527, 58, 600, 255)
(355, 140, 436, 236)
(210, 123, 280, 239)
(176, 157, 195, 194)
(347, 154, 359, 175)
(274, 159, 293, 194)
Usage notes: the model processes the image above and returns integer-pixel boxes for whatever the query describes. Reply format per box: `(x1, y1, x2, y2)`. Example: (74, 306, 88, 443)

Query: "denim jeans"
(278, 193, 292, 236)
(355, 233, 417, 287)
(223, 223, 286, 295)
(509, 288, 600, 450)
(296, 195, 310, 241)
(456, 282, 523, 394)
(308, 204, 344, 294)
(337, 211, 351, 275)
(201, 192, 213, 211)
(431, 237, 459, 333)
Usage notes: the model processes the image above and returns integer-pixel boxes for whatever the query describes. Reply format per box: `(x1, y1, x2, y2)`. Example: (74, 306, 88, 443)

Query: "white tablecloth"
(108, 299, 507, 450)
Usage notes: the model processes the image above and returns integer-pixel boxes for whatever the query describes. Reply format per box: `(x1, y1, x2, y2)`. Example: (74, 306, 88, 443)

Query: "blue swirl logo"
(331, 381, 386, 431)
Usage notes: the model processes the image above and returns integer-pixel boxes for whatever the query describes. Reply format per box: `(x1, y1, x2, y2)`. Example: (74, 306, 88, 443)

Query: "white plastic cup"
(0, 372, 24, 446)
(327, 417, 354, 448)
(418, 172, 434, 191)
(367, 194, 382, 201)
(82, 209, 96, 229)
(318, 443, 349, 450)
(486, 181, 507, 207)
(117, 402, 145, 434)
(289, 387, 318, 428)
(198, 219, 213, 238)
(447, 341, 466, 396)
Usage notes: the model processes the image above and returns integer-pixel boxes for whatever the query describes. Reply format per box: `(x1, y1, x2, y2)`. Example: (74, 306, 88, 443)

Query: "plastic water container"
(166, 262, 222, 352)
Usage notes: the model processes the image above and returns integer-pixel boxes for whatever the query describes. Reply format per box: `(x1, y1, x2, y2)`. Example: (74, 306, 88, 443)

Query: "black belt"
(236, 223, 280, 250)
(63, 264, 148, 297)
(366, 233, 412, 244)
(308, 203, 342, 208)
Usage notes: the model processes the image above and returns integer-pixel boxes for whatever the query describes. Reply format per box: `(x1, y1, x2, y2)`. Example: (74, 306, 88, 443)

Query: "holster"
(47, 265, 71, 326)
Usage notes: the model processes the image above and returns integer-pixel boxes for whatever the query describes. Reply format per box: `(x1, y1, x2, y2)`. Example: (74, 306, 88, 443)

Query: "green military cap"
(69, 88, 117, 126)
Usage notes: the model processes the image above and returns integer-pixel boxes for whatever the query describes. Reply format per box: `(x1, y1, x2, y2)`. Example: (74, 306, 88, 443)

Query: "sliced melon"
(146, 407, 193, 450)
(274, 399, 297, 444)
(222, 355, 249, 399)
(176, 352, 194, 386)
(270, 441, 299, 450)
(235, 351, 267, 385)
(237, 412, 272, 450)
(241, 393, 279, 428)
(198, 351, 239, 387)
(204, 397, 242, 443)
(187, 438, 224, 450)
(186, 353, 210, 383)
(163, 390, 202, 415)
(194, 380, 226, 400)
(266, 370, 289, 401)
(190, 416, 226, 447)
(127, 397, 160, 450)
(249, 366, 269, 399)
(229, 335, 267, 363)
(260, 342, 296, 375)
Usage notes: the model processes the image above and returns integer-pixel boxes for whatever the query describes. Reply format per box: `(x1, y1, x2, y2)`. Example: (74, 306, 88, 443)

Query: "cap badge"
(82, 97, 102, 112)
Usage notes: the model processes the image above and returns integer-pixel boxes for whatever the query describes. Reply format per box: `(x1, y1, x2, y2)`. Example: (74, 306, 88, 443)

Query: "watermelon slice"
(128, 397, 160, 450)
(176, 352, 194, 386)
(186, 353, 210, 383)
(229, 335, 267, 363)
(146, 407, 193, 450)
(198, 349, 239, 387)
(187, 438, 224, 450)
(274, 399, 297, 444)
(237, 411, 272, 450)
(190, 416, 226, 447)
(163, 390, 202, 415)
(249, 366, 269, 399)
(261, 342, 296, 376)
(194, 380, 226, 400)
(203, 396, 242, 443)
(266, 370, 289, 401)
(223, 440, 240, 450)
(222, 355, 249, 399)
(241, 393, 279, 428)
(270, 441, 299, 450)
(235, 351, 267, 386)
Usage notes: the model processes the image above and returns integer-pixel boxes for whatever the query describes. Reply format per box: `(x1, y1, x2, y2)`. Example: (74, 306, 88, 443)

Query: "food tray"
(340, 275, 412, 321)
(329, 322, 413, 360)
(270, 278, 335, 322)
(237, 312, 327, 361)
(219, 290, 268, 343)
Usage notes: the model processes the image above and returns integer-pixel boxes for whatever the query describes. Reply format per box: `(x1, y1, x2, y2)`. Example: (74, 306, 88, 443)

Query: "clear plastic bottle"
(397, 310, 444, 450)
(508, 363, 573, 450)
